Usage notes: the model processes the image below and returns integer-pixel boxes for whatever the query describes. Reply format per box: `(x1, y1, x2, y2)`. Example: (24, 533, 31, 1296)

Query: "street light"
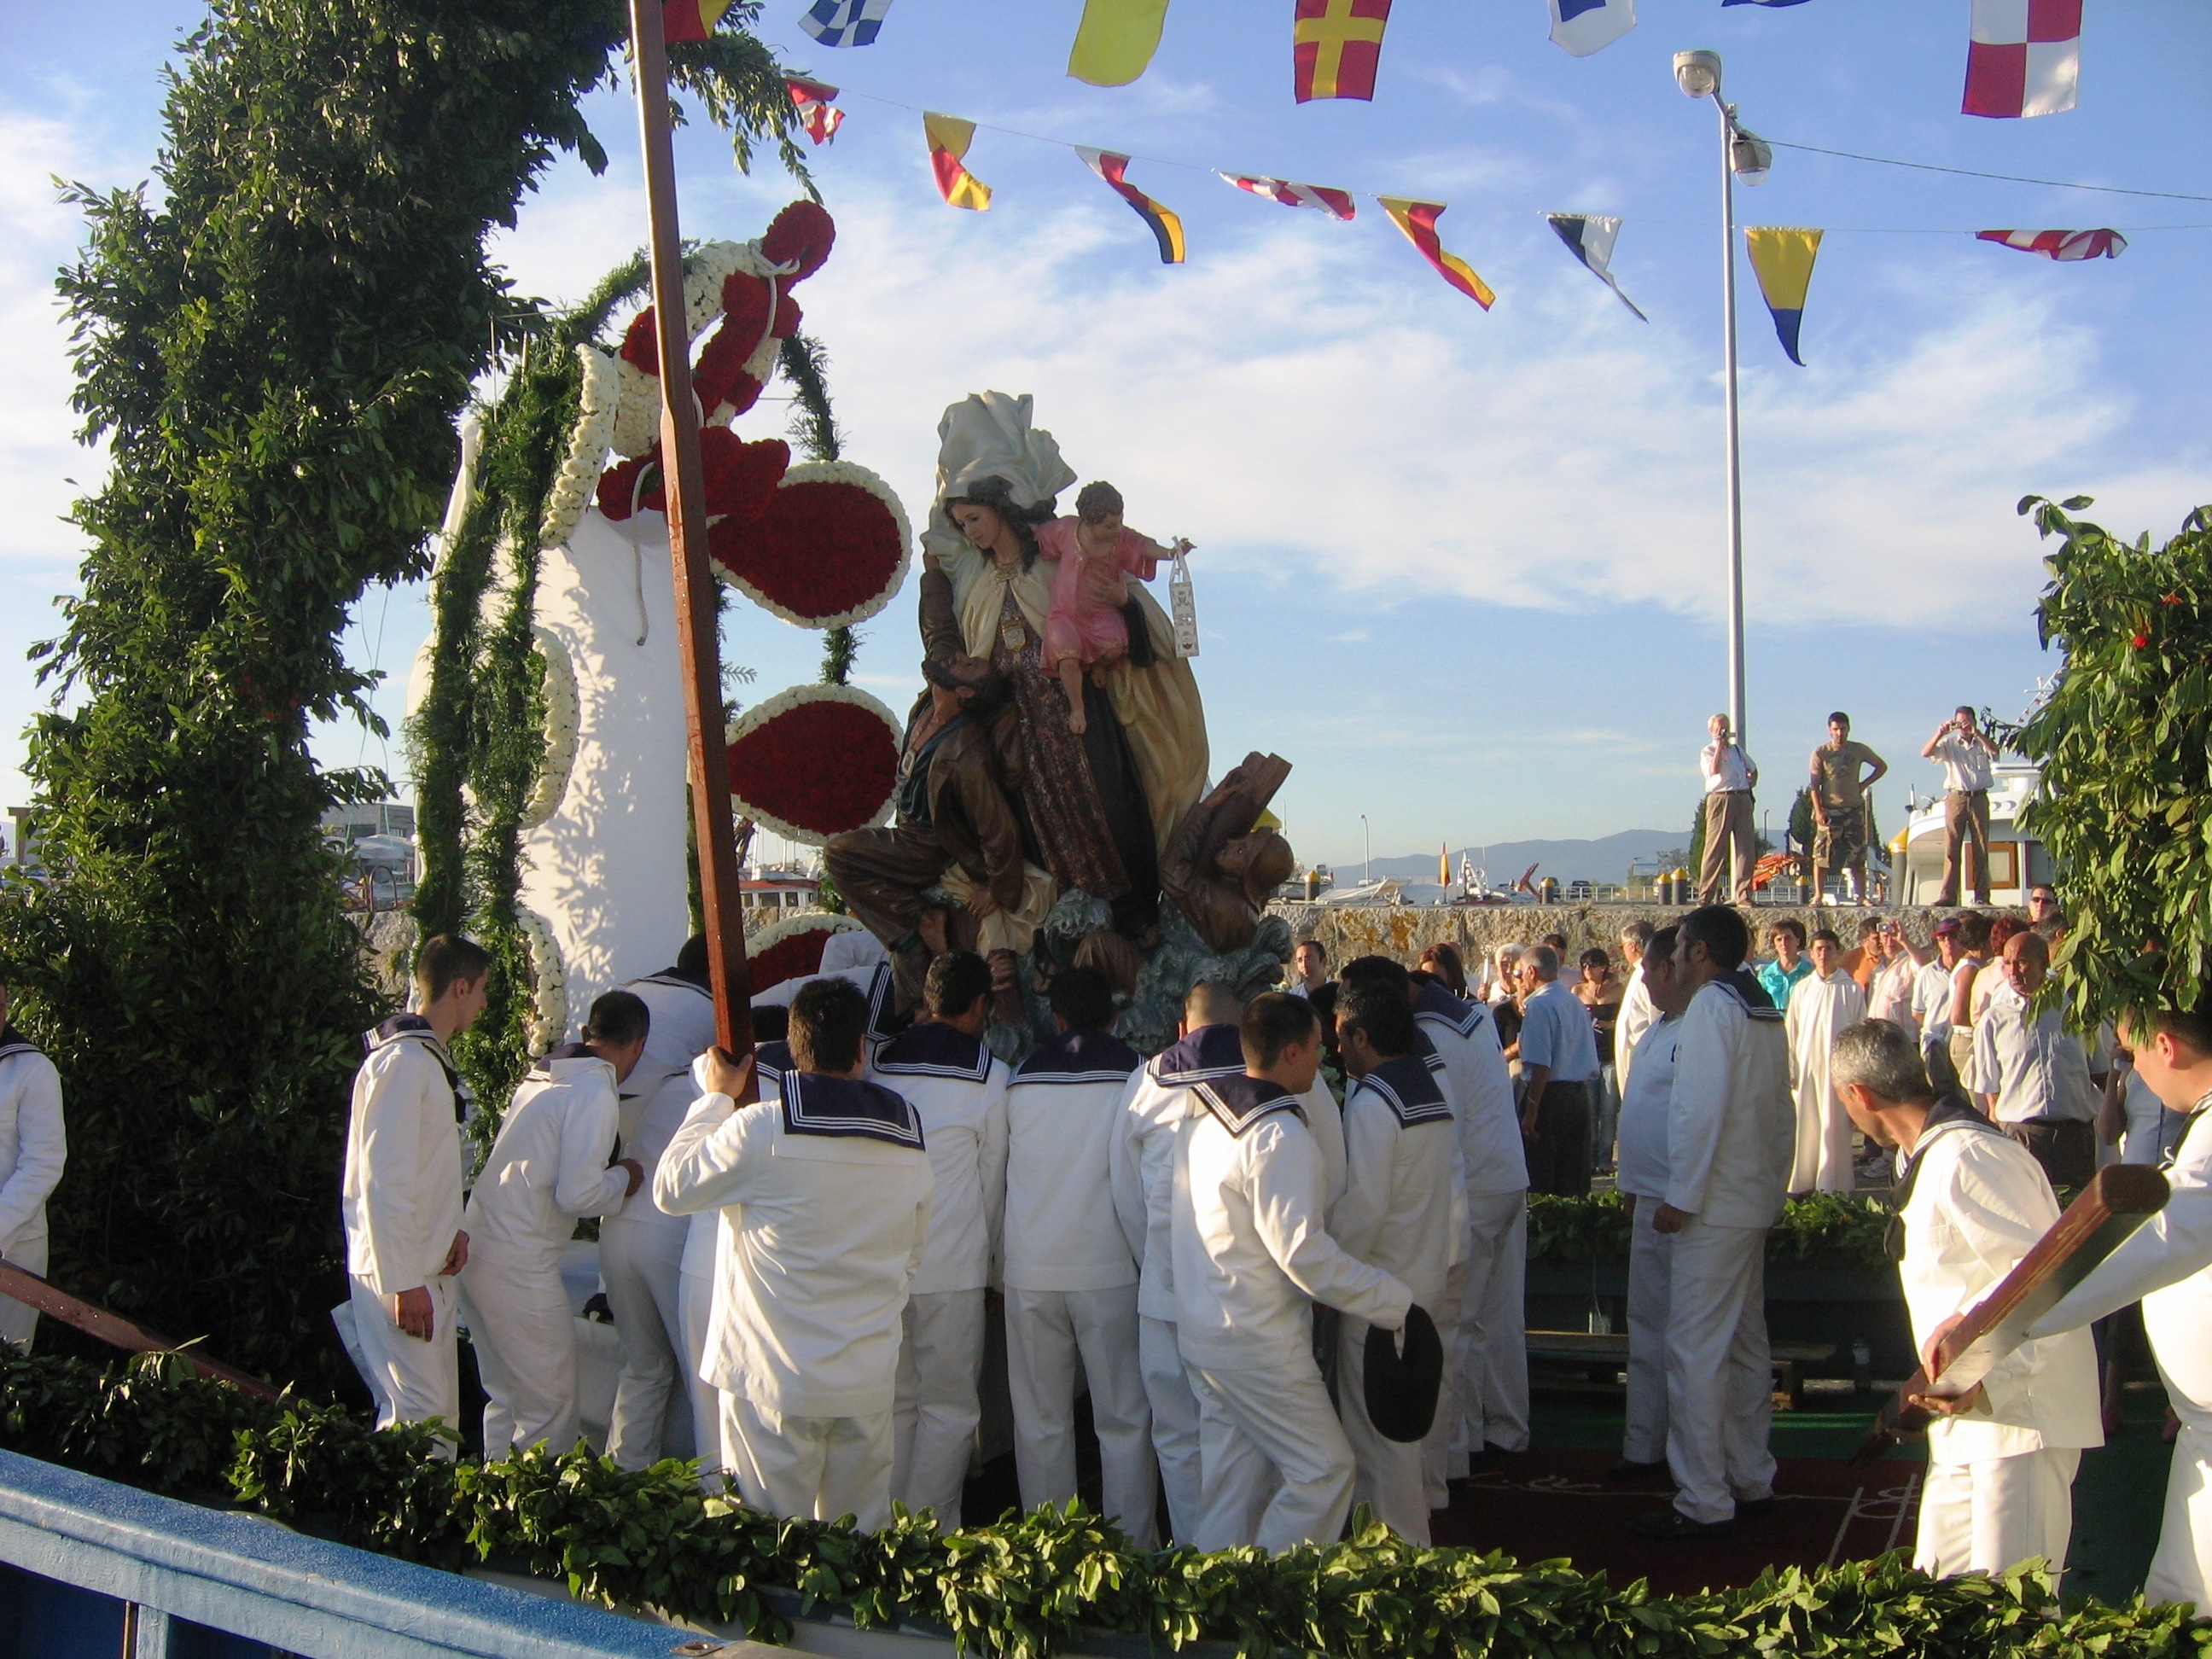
(1360, 814, 1371, 885)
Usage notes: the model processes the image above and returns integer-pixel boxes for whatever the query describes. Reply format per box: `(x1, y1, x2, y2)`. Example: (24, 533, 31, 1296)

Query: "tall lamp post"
(1360, 814, 1371, 885)
(1674, 49, 1771, 754)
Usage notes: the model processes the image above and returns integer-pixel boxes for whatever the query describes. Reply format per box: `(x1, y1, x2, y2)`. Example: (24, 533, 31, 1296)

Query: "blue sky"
(0, 2, 2206, 870)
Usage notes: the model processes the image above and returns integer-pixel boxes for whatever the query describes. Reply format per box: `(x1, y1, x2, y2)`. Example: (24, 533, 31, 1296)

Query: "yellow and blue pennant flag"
(1744, 227, 1823, 366)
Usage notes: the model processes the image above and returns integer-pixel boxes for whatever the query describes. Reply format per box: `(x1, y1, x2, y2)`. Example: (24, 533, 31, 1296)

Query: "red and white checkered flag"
(1976, 228, 2126, 261)
(1965, 0, 2081, 119)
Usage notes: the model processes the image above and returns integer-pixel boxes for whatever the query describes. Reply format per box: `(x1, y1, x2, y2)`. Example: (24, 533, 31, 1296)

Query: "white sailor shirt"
(1413, 982, 1527, 1196)
(867, 1020, 1009, 1295)
(463, 1046, 632, 1271)
(1663, 971, 1792, 1227)
(1004, 1028, 1142, 1293)
(342, 1016, 466, 1298)
(0, 1028, 63, 1256)
(1333, 1055, 1460, 1312)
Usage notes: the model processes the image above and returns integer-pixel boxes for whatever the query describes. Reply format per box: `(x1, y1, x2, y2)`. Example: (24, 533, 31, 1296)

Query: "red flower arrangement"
(597, 429, 790, 523)
(725, 686, 901, 843)
(746, 915, 857, 991)
(710, 467, 907, 627)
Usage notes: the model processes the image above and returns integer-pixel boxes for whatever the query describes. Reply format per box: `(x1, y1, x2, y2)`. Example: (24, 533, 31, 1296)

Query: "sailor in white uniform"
(1831, 1017, 2100, 1579)
(657, 976, 933, 1531)
(1176, 992, 1414, 1553)
(865, 951, 1010, 1529)
(1332, 980, 1459, 1544)
(459, 990, 647, 1458)
(2031, 998, 2212, 1606)
(0, 982, 65, 1353)
(341, 934, 491, 1446)
(1612, 924, 1686, 1479)
(1630, 906, 1794, 1540)
(603, 940, 719, 1468)
(751, 928, 895, 1026)
(1001, 966, 1155, 1544)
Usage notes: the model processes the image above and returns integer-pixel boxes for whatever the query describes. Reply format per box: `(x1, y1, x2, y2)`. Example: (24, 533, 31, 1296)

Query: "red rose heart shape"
(748, 918, 851, 991)
(726, 689, 900, 841)
(709, 469, 906, 627)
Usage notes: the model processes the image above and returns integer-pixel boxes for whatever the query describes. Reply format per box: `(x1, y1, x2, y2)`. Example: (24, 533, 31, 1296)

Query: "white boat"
(1890, 761, 2052, 907)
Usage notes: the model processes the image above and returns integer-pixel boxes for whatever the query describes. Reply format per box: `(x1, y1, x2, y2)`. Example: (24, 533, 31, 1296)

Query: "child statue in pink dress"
(1037, 480, 1189, 735)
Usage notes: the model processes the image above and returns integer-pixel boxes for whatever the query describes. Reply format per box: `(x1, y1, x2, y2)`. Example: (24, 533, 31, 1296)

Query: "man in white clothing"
(1611, 926, 1687, 1481)
(1916, 917, 1970, 1088)
(604, 939, 719, 1469)
(1697, 713, 1759, 905)
(1866, 921, 1924, 1032)
(1001, 967, 1155, 1544)
(1615, 923, 1658, 1104)
(1832, 1018, 2099, 1578)
(657, 977, 933, 1530)
(1784, 930, 1868, 1196)
(866, 951, 1010, 1529)
(1923, 706, 1997, 907)
(1630, 905, 1794, 1540)
(0, 981, 65, 1352)
(1176, 992, 1415, 1552)
(1970, 931, 2106, 1193)
(1333, 979, 1459, 1544)
(1289, 939, 1329, 999)
(341, 934, 490, 1446)
(460, 991, 647, 1458)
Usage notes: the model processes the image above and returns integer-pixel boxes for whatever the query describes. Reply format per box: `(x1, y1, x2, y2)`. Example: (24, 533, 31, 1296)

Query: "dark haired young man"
(460, 991, 649, 1458)
(656, 977, 932, 1529)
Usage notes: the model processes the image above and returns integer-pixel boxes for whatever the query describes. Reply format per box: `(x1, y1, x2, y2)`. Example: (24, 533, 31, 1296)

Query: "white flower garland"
(725, 682, 904, 847)
(520, 626, 579, 830)
(747, 908, 866, 952)
(609, 359, 661, 461)
(515, 905, 568, 1051)
(606, 237, 808, 460)
(538, 346, 620, 550)
(713, 461, 913, 631)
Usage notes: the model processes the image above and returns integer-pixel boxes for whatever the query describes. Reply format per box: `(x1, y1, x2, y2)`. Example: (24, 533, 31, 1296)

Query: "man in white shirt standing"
(1970, 930, 2106, 1193)
(1288, 939, 1329, 999)
(1611, 925, 1686, 1481)
(1784, 929, 1868, 1195)
(866, 951, 1010, 1529)
(1630, 905, 1793, 1540)
(1176, 992, 1414, 1552)
(1922, 706, 1998, 908)
(0, 980, 64, 1353)
(1615, 923, 1658, 1104)
(657, 977, 933, 1530)
(1001, 967, 1155, 1545)
(1697, 713, 1759, 905)
(1515, 946, 1602, 1196)
(460, 991, 648, 1458)
(1834, 1018, 2100, 1579)
(341, 934, 490, 1447)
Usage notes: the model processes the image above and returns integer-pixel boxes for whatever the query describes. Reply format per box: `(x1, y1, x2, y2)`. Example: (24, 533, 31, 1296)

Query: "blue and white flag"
(1723, 1, 1811, 8)
(1549, 0, 1635, 56)
(1545, 214, 1647, 321)
(799, 0, 895, 47)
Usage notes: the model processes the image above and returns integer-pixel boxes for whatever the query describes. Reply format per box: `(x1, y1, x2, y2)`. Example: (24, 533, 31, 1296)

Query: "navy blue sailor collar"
(1192, 1072, 1307, 1138)
(529, 1041, 608, 1081)
(1411, 1026, 1447, 1075)
(872, 1018, 992, 1082)
(0, 1024, 41, 1064)
(366, 1012, 465, 1114)
(1017, 1027, 1141, 1084)
(1713, 968, 1785, 1023)
(754, 1039, 795, 1093)
(783, 1071, 926, 1149)
(1151, 1022, 1246, 1086)
(1413, 980, 1489, 1039)
(633, 969, 712, 998)
(1351, 1053, 1454, 1127)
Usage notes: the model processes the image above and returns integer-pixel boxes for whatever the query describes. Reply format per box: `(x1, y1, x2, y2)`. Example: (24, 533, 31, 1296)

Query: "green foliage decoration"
(1527, 1190, 1895, 1272)
(2012, 496, 2212, 1032)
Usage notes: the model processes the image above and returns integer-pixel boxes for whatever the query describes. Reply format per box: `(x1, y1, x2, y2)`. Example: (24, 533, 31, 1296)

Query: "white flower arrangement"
(746, 909, 866, 951)
(520, 625, 579, 830)
(724, 681, 904, 847)
(538, 346, 620, 550)
(515, 905, 568, 1051)
(609, 359, 661, 460)
(607, 237, 806, 461)
(713, 461, 913, 631)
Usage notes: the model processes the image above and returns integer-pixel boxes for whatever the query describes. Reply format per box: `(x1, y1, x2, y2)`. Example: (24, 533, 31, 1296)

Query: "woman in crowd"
(1573, 947, 1623, 1174)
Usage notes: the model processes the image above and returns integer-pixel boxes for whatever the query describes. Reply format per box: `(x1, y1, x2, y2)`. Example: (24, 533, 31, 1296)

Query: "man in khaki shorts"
(1807, 713, 1887, 904)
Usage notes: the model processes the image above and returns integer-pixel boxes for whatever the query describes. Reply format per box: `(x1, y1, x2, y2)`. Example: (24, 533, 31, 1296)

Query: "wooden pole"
(628, 0, 756, 1084)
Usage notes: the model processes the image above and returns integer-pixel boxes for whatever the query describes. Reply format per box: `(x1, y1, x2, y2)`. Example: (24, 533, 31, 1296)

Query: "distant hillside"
(1359, 831, 1684, 887)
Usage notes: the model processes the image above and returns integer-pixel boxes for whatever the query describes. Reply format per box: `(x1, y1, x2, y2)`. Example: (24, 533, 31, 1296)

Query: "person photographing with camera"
(1922, 707, 1998, 907)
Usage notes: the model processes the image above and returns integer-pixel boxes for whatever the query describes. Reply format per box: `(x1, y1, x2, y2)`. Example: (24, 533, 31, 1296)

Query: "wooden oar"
(0, 1259, 285, 1401)
(1854, 1161, 2167, 1463)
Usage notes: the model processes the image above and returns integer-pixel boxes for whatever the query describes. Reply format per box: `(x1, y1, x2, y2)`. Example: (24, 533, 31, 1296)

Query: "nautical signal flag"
(1068, 0, 1172, 87)
(1294, 0, 1392, 103)
(1978, 227, 2126, 260)
(1545, 215, 1647, 321)
(662, 0, 734, 43)
(800, 0, 896, 48)
(1217, 173, 1357, 221)
(1549, 0, 1635, 58)
(787, 79, 843, 146)
(1965, 0, 2081, 119)
(1722, 0, 1811, 6)
(1378, 199, 1494, 310)
(923, 114, 992, 211)
(1078, 149, 1186, 265)
(1744, 227, 1822, 365)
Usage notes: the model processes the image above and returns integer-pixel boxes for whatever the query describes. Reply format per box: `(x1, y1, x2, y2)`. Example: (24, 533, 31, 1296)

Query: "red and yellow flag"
(1078, 149, 1186, 265)
(663, 0, 736, 44)
(787, 78, 844, 145)
(1378, 198, 1494, 308)
(923, 114, 992, 212)
(1294, 0, 1392, 102)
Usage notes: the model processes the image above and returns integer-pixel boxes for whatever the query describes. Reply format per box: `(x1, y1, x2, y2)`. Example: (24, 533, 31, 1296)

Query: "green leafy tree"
(12, 0, 803, 1382)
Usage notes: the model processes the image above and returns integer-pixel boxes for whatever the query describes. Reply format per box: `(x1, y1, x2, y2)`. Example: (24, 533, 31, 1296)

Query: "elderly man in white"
(1834, 1017, 2099, 1579)
(1696, 712, 1759, 906)
(1784, 929, 1867, 1196)
(0, 980, 65, 1352)
(1970, 930, 2107, 1194)
(1610, 925, 1688, 1482)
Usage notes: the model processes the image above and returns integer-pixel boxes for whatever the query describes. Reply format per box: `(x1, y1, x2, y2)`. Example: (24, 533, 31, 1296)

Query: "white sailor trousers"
(1005, 1284, 1157, 1545)
(1422, 1257, 1468, 1503)
(0, 1228, 48, 1352)
(599, 1209, 692, 1469)
(459, 1247, 580, 1458)
(893, 1288, 987, 1529)
(1914, 1448, 2079, 1580)
(347, 1273, 460, 1453)
(2143, 1285, 2212, 1606)
(1455, 1191, 1530, 1456)
(1338, 1318, 1429, 1545)
(1662, 1218, 1776, 1525)
(1139, 1315, 1203, 1542)
(722, 1393, 894, 1533)
(1623, 1213, 1675, 1464)
(676, 1265, 725, 1480)
(1189, 1359, 1357, 1553)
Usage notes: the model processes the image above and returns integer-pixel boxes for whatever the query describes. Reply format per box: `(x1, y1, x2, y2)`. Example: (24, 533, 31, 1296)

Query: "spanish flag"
(1068, 0, 1173, 87)
(1744, 227, 1822, 365)
(1295, 0, 1392, 102)
(923, 114, 992, 211)
(1078, 149, 1185, 265)
(663, 0, 735, 44)
(1378, 198, 1495, 309)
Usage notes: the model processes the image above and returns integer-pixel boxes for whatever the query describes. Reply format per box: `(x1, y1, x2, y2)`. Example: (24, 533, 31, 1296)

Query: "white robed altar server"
(1784, 935, 1867, 1195)
(459, 992, 647, 1458)
(1000, 967, 1155, 1545)
(656, 977, 933, 1531)
(0, 989, 65, 1353)
(864, 952, 1010, 1530)
(1833, 1019, 2100, 1580)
